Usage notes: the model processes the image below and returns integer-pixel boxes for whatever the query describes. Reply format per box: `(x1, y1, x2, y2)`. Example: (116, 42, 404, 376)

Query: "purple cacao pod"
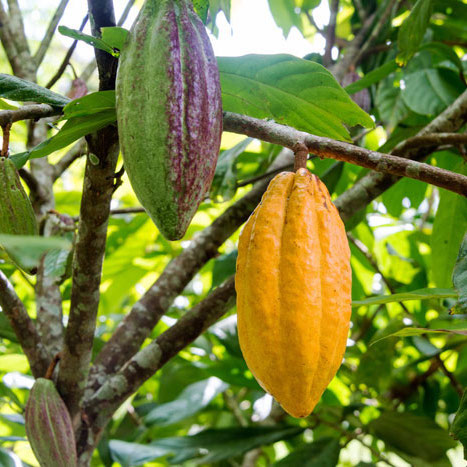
(25, 378, 77, 467)
(116, 0, 223, 240)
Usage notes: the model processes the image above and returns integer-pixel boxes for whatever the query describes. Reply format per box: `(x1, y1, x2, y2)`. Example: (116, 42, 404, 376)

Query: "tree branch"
(6, 0, 29, 59)
(57, 0, 120, 420)
(80, 0, 136, 83)
(53, 139, 87, 180)
(86, 175, 268, 393)
(80, 277, 236, 456)
(0, 104, 62, 126)
(34, 0, 70, 68)
(0, 270, 51, 377)
(46, 15, 89, 90)
(323, 0, 339, 67)
(223, 112, 467, 196)
(336, 88, 467, 220)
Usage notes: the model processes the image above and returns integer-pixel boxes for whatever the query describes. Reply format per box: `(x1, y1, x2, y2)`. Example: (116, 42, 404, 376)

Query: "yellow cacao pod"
(235, 169, 351, 418)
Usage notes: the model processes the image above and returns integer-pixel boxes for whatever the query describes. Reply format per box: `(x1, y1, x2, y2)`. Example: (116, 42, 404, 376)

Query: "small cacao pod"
(0, 157, 38, 271)
(116, 0, 223, 240)
(25, 378, 77, 467)
(235, 169, 352, 418)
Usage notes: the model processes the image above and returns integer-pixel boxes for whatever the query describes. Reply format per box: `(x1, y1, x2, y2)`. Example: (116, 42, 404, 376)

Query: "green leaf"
(401, 68, 465, 116)
(0, 235, 72, 272)
(101, 27, 129, 51)
(268, 0, 301, 37)
(192, 0, 209, 23)
(382, 176, 426, 217)
(369, 412, 457, 461)
(109, 440, 170, 467)
(352, 288, 457, 307)
(453, 233, 467, 313)
(371, 327, 467, 345)
(167, 426, 304, 464)
(144, 377, 228, 426)
(0, 74, 70, 107)
(12, 109, 117, 165)
(345, 60, 399, 95)
(320, 161, 344, 194)
(432, 162, 467, 288)
(397, 0, 433, 65)
(210, 138, 253, 202)
(63, 90, 116, 119)
(419, 42, 465, 77)
(218, 54, 374, 142)
(451, 389, 467, 459)
(0, 447, 23, 467)
(274, 437, 341, 466)
(58, 25, 117, 56)
(109, 426, 304, 466)
(375, 78, 409, 129)
(0, 99, 18, 110)
(211, 251, 237, 289)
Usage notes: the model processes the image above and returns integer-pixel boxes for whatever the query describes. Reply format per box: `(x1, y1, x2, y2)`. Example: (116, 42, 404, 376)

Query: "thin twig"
(34, 0, 70, 67)
(1, 123, 11, 156)
(46, 14, 88, 89)
(353, 0, 400, 65)
(80, 0, 136, 83)
(436, 355, 464, 397)
(323, 0, 339, 67)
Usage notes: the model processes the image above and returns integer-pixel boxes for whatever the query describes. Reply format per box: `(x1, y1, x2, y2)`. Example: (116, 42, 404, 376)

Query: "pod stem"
(1, 123, 11, 158)
(45, 353, 62, 380)
(293, 143, 309, 171)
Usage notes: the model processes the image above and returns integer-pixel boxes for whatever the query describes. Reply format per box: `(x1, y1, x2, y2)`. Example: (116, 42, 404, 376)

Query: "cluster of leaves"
(0, 0, 466, 466)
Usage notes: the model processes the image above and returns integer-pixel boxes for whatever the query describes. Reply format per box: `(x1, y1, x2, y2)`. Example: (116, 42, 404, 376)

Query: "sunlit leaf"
(218, 54, 374, 142)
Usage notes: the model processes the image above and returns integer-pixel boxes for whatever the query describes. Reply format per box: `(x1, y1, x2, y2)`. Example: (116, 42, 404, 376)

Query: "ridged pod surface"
(0, 157, 37, 237)
(116, 0, 222, 240)
(235, 169, 351, 418)
(25, 378, 77, 467)
(0, 157, 38, 271)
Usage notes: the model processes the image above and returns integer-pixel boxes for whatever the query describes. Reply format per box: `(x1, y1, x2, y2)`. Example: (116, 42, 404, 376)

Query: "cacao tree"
(0, 0, 466, 466)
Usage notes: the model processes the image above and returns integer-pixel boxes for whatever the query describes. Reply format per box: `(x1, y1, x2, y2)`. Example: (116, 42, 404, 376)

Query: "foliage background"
(0, 0, 466, 466)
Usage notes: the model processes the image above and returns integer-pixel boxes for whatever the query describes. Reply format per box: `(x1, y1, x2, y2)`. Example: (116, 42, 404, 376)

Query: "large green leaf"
(144, 377, 228, 426)
(0, 447, 23, 467)
(218, 54, 374, 142)
(0, 74, 70, 107)
(431, 162, 467, 288)
(401, 68, 465, 116)
(369, 412, 457, 462)
(451, 389, 467, 459)
(274, 437, 341, 466)
(352, 288, 457, 307)
(397, 0, 433, 65)
(452, 233, 467, 313)
(109, 426, 304, 466)
(0, 235, 72, 272)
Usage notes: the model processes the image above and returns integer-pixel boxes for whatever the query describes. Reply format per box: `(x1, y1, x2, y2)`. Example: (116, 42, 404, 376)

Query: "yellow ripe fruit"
(235, 169, 352, 418)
